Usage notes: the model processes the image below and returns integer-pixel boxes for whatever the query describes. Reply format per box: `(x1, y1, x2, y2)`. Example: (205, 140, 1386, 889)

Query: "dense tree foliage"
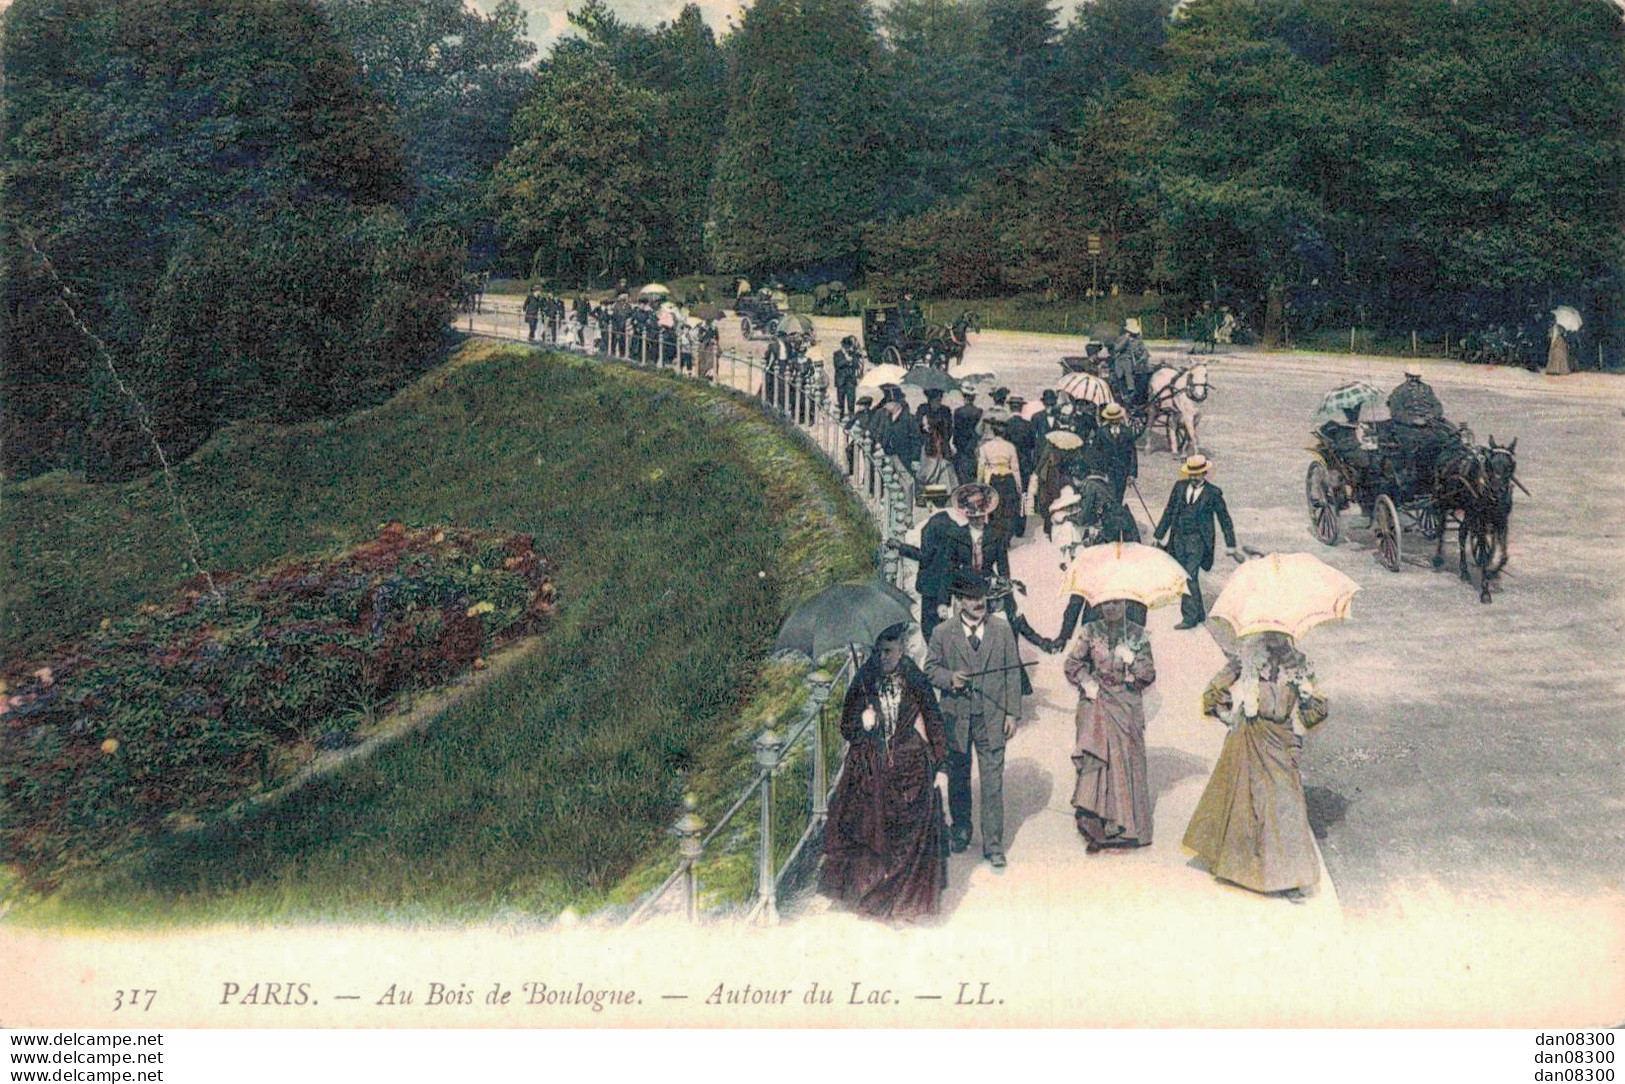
(318, 0, 537, 245)
(707, 0, 894, 274)
(1, 0, 462, 480)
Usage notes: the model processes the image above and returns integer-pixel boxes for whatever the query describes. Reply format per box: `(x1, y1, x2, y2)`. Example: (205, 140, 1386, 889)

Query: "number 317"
(112, 989, 157, 1011)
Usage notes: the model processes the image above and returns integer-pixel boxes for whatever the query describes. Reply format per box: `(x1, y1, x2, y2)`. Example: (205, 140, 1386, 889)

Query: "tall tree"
(490, 56, 671, 281)
(707, 0, 893, 274)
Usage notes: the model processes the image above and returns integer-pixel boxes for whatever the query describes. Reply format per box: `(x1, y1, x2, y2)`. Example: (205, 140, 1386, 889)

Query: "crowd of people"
(521, 285, 723, 378)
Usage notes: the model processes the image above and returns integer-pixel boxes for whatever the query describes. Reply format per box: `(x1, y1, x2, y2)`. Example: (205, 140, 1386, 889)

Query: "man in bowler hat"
(926, 571, 1023, 867)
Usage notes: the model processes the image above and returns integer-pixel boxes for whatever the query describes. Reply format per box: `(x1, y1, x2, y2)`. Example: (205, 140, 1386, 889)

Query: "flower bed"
(0, 522, 556, 889)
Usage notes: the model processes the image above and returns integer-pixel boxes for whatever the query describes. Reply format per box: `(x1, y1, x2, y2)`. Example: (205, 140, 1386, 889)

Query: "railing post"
(753, 727, 785, 925)
(675, 792, 705, 923)
(805, 674, 835, 823)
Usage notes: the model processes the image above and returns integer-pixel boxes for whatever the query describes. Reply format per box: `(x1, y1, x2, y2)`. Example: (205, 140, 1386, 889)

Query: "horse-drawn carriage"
(1055, 349, 1209, 458)
(861, 304, 979, 371)
(1305, 382, 1518, 601)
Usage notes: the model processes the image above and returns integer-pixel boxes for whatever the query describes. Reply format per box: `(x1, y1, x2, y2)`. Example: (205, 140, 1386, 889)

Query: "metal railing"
(468, 308, 918, 923)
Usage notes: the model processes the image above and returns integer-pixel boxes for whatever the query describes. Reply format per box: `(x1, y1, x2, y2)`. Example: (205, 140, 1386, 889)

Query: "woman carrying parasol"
(818, 623, 949, 921)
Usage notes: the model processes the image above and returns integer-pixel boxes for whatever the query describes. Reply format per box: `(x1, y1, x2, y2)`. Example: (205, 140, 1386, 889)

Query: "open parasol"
(773, 313, 814, 338)
(638, 282, 670, 298)
(1552, 305, 1582, 333)
(1312, 381, 1383, 425)
(773, 577, 915, 662)
(1058, 371, 1114, 405)
(904, 367, 961, 394)
(1062, 541, 1189, 608)
(1208, 551, 1359, 641)
(857, 363, 909, 389)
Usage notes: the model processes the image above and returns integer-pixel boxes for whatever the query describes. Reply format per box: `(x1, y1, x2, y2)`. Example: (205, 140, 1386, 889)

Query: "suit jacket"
(926, 614, 1023, 751)
(1084, 424, 1138, 485)
(893, 511, 988, 598)
(951, 404, 983, 458)
(1155, 479, 1237, 571)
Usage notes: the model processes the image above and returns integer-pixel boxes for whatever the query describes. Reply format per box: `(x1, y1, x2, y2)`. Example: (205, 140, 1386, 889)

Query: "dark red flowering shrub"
(0, 523, 556, 888)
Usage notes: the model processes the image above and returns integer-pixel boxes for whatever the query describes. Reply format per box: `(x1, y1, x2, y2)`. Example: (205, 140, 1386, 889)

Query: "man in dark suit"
(889, 483, 998, 640)
(926, 572, 1024, 867)
(1084, 401, 1138, 503)
(832, 335, 863, 418)
(951, 391, 983, 485)
(1154, 455, 1244, 630)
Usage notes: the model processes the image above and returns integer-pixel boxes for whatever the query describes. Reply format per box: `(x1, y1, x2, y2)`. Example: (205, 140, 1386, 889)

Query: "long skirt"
(819, 725, 946, 920)
(1071, 688, 1152, 844)
(988, 473, 1023, 540)
(1546, 334, 1572, 376)
(1183, 714, 1318, 893)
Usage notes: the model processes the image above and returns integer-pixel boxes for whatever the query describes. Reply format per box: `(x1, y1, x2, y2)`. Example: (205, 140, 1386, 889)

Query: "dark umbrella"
(902, 366, 961, 394)
(774, 578, 915, 662)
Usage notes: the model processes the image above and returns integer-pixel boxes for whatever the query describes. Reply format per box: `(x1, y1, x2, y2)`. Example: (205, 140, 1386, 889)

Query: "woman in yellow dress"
(1184, 631, 1329, 898)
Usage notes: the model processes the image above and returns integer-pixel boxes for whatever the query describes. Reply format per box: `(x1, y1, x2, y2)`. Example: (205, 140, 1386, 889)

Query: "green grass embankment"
(1, 339, 876, 926)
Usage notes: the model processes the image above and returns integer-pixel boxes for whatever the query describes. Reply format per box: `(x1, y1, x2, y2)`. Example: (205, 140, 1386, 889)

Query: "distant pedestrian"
(523, 286, 544, 342)
(1545, 322, 1572, 376)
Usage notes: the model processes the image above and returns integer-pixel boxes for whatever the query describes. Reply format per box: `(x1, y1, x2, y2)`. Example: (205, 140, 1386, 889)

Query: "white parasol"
(1057, 371, 1114, 405)
(1208, 551, 1359, 641)
(1063, 541, 1190, 608)
(1552, 306, 1582, 333)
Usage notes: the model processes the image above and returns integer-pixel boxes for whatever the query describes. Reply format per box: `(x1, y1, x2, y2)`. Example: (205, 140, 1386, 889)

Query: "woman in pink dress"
(1063, 598, 1157, 851)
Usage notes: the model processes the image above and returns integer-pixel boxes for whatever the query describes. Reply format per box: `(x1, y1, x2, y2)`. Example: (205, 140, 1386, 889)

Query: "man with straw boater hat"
(1154, 454, 1243, 630)
(1084, 401, 1138, 504)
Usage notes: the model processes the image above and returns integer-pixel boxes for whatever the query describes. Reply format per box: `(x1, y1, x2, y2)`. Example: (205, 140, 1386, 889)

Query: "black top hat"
(881, 384, 907, 404)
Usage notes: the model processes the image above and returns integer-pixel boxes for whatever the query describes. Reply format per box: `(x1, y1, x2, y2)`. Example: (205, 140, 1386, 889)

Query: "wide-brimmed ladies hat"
(1100, 402, 1126, 421)
(1124, 317, 1143, 335)
(951, 482, 1000, 517)
(1049, 485, 1082, 513)
(1180, 454, 1212, 477)
(1045, 430, 1084, 451)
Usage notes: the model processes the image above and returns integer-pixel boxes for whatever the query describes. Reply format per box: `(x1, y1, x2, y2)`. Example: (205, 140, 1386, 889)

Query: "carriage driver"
(1386, 364, 1449, 488)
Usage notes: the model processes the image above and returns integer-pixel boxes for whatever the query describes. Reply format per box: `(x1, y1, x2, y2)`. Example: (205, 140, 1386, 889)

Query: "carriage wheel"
(1417, 502, 1444, 541)
(1373, 494, 1402, 572)
(1305, 460, 1342, 546)
(740, 316, 753, 339)
(883, 346, 903, 368)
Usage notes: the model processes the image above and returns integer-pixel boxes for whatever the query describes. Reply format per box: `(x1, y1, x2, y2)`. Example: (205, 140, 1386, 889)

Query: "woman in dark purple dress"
(819, 625, 949, 920)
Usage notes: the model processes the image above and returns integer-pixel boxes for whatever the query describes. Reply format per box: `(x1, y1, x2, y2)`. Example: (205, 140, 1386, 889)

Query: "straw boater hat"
(1404, 362, 1424, 377)
(1124, 318, 1143, 335)
(1100, 402, 1126, 422)
(1006, 394, 1027, 408)
(1180, 454, 1212, 478)
(1049, 485, 1082, 514)
(951, 482, 999, 517)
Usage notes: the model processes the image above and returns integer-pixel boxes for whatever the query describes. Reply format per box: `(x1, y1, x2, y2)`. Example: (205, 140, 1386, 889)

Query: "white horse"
(1145, 362, 1209, 458)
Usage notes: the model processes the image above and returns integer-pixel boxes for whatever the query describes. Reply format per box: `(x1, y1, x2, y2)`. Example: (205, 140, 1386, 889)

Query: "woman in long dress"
(1545, 323, 1572, 375)
(1183, 631, 1329, 897)
(1063, 598, 1157, 851)
(819, 624, 949, 920)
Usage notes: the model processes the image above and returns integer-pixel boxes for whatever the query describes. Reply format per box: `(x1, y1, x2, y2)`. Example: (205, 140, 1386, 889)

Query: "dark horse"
(924, 311, 981, 369)
(1432, 437, 1517, 603)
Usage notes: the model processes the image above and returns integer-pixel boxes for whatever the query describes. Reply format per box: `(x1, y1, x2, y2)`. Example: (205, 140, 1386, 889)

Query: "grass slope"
(1, 340, 876, 926)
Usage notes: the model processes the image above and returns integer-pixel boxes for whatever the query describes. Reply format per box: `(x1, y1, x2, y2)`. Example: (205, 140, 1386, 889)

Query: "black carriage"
(1305, 424, 1465, 572)
(734, 291, 784, 339)
(862, 303, 934, 369)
